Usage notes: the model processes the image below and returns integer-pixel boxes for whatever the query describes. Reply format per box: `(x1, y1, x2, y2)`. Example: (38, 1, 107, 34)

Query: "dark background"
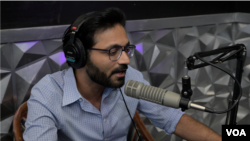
(1, 1, 250, 29)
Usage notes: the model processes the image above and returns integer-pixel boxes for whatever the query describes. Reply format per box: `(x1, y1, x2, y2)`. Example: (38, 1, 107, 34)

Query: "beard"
(85, 58, 128, 88)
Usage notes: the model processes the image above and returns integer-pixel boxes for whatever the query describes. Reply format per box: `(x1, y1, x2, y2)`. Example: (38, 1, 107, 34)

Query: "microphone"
(124, 80, 214, 112)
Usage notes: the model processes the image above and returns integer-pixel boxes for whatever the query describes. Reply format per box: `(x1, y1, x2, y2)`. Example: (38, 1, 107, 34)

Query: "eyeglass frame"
(88, 45, 136, 61)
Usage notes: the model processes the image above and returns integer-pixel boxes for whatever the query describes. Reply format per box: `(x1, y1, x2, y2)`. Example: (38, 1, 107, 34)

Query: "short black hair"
(62, 7, 126, 67)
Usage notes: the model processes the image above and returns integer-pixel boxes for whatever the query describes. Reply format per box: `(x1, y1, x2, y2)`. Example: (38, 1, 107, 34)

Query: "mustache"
(110, 65, 128, 75)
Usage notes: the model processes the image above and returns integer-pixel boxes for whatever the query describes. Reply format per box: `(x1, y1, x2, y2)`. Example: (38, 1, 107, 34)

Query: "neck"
(74, 67, 105, 102)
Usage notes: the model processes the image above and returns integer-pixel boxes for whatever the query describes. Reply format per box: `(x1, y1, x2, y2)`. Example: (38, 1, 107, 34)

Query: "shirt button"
(104, 119, 107, 122)
(79, 99, 82, 102)
(105, 138, 108, 141)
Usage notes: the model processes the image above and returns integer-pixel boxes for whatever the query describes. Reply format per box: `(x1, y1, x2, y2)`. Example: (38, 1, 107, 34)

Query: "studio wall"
(1, 13, 250, 141)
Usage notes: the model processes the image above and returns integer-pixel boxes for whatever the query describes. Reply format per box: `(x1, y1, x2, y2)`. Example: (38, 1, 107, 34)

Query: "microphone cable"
(195, 53, 243, 114)
(119, 88, 143, 141)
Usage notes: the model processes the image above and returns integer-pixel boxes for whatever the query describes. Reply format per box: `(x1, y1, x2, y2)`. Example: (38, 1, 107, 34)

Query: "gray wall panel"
(1, 25, 68, 44)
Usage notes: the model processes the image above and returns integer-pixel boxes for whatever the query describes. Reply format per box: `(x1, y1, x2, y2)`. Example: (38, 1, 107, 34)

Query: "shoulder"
(35, 69, 66, 91)
(29, 69, 68, 103)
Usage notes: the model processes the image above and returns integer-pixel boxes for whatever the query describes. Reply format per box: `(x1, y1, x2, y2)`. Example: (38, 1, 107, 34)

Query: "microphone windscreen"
(124, 80, 141, 98)
(124, 80, 166, 105)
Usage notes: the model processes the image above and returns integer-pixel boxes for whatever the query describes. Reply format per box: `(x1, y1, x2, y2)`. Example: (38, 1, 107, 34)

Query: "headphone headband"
(71, 14, 87, 32)
(70, 12, 96, 32)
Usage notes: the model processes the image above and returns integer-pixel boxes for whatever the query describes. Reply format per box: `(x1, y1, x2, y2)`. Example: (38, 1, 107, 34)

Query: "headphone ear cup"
(73, 38, 87, 68)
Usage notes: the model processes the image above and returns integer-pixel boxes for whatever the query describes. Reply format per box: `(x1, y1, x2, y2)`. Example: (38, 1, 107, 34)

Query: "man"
(23, 7, 222, 141)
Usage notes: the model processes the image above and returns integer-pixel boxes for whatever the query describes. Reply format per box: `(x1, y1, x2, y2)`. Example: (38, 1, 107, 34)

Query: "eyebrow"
(104, 41, 130, 50)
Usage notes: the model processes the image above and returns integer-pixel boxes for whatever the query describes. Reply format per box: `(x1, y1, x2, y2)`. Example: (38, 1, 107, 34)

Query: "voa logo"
(226, 129, 246, 136)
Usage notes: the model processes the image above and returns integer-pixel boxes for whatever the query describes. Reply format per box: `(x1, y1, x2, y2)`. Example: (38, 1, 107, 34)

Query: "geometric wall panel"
(15, 73, 31, 107)
(178, 38, 200, 58)
(0, 73, 14, 121)
(0, 104, 14, 122)
(235, 24, 250, 40)
(49, 51, 67, 65)
(48, 51, 68, 72)
(0, 69, 11, 81)
(0, 74, 12, 104)
(1, 39, 64, 106)
(16, 59, 47, 84)
(131, 29, 177, 87)
(15, 59, 52, 107)
(149, 45, 160, 69)
(128, 22, 250, 139)
(42, 39, 63, 54)
(137, 49, 176, 86)
(13, 41, 46, 69)
(155, 29, 176, 48)
(134, 49, 148, 72)
(129, 31, 151, 44)
(235, 23, 250, 58)
(151, 44, 175, 70)
(25, 41, 47, 55)
(0, 116, 13, 134)
(14, 41, 38, 52)
(0, 44, 12, 69)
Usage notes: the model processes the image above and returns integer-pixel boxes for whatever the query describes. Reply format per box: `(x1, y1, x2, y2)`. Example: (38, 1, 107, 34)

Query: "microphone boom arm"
(185, 44, 247, 125)
(186, 44, 246, 70)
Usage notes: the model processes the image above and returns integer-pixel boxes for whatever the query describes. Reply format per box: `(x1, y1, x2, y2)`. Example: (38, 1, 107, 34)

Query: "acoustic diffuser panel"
(0, 40, 69, 140)
(127, 22, 250, 140)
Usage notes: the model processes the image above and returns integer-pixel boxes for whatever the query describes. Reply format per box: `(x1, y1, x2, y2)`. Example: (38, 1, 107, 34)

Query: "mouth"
(114, 70, 126, 77)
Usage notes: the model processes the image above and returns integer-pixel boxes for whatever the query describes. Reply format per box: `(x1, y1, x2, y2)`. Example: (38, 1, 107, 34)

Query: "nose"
(117, 51, 130, 65)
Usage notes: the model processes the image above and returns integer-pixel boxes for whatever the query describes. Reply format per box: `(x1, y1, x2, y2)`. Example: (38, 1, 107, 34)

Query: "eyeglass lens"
(109, 46, 134, 61)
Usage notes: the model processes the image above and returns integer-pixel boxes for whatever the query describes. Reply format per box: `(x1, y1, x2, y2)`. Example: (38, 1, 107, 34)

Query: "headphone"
(63, 14, 90, 69)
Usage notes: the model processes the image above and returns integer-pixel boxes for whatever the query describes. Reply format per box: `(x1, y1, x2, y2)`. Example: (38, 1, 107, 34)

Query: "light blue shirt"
(23, 66, 184, 141)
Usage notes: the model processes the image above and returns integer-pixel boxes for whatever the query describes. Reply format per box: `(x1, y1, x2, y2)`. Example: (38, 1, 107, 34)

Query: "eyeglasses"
(88, 45, 136, 61)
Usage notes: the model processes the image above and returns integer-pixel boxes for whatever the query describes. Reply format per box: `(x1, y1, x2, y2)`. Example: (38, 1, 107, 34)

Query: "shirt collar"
(62, 67, 82, 106)
(62, 67, 116, 107)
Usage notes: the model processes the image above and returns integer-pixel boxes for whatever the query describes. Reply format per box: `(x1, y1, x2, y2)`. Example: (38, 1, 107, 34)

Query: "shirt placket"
(101, 89, 115, 141)
(102, 112, 111, 141)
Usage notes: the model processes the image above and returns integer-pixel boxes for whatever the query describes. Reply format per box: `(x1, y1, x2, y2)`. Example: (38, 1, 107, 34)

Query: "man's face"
(85, 24, 130, 88)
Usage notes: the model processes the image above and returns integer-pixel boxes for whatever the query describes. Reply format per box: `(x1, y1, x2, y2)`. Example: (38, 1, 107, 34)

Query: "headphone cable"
(119, 88, 143, 141)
